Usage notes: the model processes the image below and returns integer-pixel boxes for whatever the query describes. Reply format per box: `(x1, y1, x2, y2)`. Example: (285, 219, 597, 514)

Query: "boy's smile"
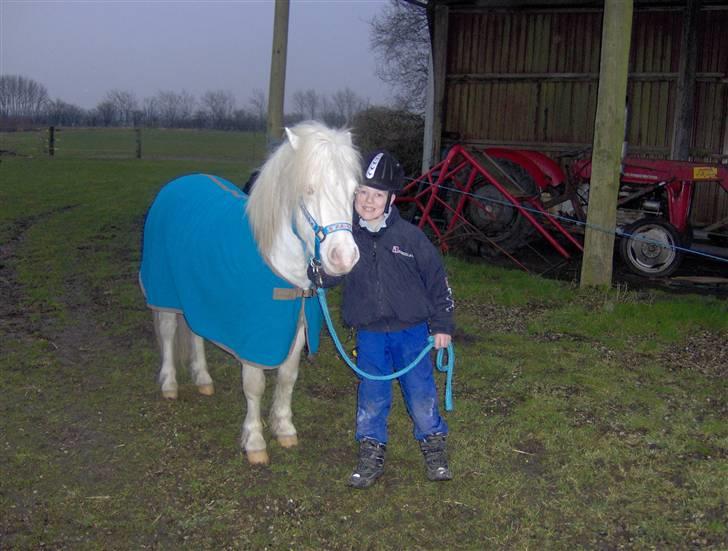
(354, 185, 394, 222)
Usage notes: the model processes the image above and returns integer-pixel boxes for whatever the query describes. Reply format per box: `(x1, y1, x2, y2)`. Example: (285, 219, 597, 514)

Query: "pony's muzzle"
(321, 235, 360, 275)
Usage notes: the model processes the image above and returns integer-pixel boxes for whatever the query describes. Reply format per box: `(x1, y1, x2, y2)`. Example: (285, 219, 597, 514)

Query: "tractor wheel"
(447, 159, 539, 256)
(618, 217, 684, 278)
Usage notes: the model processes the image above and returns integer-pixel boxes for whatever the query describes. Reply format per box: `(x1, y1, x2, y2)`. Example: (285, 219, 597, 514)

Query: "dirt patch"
(457, 299, 546, 335)
(0, 207, 76, 342)
(659, 330, 728, 380)
(511, 437, 547, 478)
(304, 380, 355, 401)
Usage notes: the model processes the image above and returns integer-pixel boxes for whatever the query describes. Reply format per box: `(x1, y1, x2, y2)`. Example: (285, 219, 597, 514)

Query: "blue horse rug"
(139, 173, 322, 368)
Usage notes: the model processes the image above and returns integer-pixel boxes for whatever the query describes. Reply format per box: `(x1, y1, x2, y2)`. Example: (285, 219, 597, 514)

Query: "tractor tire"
(618, 217, 684, 278)
(447, 159, 539, 256)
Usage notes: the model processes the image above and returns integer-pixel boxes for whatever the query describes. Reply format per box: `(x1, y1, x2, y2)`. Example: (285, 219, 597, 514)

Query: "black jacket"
(319, 207, 454, 334)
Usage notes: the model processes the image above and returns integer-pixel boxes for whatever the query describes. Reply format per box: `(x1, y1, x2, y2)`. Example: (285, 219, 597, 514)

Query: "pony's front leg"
(241, 363, 269, 464)
(270, 324, 306, 449)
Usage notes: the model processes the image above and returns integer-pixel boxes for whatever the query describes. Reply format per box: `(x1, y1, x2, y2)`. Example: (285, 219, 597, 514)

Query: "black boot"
(348, 439, 386, 489)
(419, 433, 452, 481)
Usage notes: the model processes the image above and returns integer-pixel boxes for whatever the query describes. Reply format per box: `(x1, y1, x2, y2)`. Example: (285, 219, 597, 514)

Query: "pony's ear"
(285, 127, 299, 150)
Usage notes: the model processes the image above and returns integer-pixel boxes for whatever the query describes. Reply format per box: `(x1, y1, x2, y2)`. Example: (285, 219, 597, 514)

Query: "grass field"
(1, 148, 727, 549)
(0, 127, 266, 163)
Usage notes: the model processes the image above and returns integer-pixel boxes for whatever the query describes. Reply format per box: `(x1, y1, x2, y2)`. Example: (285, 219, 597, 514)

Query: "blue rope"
(316, 287, 454, 412)
(419, 181, 728, 265)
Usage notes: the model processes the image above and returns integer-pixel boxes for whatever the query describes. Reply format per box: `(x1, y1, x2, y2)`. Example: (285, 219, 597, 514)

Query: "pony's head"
(247, 121, 361, 286)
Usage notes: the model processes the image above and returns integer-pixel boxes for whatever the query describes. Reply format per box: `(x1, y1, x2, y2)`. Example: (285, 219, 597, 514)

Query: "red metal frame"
(397, 145, 583, 259)
(397, 144, 728, 267)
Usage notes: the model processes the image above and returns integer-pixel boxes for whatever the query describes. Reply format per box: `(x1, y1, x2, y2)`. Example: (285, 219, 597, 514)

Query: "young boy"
(312, 150, 455, 489)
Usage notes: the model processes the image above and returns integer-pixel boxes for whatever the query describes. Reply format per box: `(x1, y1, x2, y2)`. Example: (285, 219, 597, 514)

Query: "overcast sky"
(0, 0, 392, 111)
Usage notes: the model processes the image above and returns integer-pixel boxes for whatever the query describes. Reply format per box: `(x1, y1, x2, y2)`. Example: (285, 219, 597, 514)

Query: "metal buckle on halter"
(309, 257, 324, 288)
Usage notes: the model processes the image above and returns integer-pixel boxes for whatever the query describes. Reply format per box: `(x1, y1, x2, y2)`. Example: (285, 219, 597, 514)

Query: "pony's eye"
(306, 186, 315, 195)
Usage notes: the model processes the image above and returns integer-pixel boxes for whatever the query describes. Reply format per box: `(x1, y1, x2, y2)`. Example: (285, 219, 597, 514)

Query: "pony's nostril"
(330, 247, 342, 264)
(328, 245, 357, 270)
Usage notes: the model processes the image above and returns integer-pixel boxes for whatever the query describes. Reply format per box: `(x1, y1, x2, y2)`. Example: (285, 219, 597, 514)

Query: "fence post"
(49, 126, 55, 157)
(135, 127, 142, 159)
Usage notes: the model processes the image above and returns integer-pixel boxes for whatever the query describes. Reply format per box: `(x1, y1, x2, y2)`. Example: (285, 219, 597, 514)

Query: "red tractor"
(397, 145, 728, 278)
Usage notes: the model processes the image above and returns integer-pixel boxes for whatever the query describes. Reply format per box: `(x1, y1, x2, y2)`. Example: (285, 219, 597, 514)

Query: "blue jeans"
(355, 322, 448, 444)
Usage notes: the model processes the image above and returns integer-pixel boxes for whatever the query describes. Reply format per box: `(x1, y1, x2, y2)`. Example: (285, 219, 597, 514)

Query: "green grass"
(1, 155, 727, 549)
(0, 127, 266, 162)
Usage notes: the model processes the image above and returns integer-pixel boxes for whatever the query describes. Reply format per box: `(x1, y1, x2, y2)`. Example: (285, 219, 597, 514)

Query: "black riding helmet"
(361, 150, 405, 214)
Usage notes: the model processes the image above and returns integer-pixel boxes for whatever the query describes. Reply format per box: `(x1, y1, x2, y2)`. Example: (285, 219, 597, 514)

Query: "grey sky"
(0, 0, 391, 111)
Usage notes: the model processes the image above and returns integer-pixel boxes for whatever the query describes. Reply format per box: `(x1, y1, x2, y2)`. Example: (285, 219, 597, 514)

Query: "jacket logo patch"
(391, 245, 414, 258)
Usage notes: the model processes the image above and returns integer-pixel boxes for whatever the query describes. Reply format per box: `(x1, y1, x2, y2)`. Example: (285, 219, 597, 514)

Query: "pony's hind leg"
(241, 363, 269, 464)
(190, 334, 214, 396)
(270, 323, 306, 449)
(155, 311, 179, 399)
(176, 315, 214, 396)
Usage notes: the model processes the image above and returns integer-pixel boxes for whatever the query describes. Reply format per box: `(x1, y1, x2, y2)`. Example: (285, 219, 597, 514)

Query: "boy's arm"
(417, 238, 455, 336)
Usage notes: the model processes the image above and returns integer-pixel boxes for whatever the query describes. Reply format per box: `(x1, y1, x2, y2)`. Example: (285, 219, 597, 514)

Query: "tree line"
(1, 1, 429, 130)
(0, 75, 372, 131)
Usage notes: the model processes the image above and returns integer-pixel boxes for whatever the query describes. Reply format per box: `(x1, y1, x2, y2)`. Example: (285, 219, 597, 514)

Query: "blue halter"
(299, 202, 353, 261)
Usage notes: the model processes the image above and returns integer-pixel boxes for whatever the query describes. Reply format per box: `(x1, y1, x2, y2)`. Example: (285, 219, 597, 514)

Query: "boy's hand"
(433, 333, 451, 349)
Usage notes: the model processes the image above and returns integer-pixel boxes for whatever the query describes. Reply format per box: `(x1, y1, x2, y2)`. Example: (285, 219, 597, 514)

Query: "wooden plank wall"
(442, 6, 728, 224)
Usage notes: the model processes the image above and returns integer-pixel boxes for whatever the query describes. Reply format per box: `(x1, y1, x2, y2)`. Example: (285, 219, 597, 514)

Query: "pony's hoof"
(247, 449, 270, 465)
(162, 389, 178, 400)
(277, 434, 298, 448)
(197, 384, 215, 396)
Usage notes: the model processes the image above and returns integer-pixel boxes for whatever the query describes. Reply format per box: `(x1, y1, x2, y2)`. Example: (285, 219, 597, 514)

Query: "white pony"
(140, 121, 361, 464)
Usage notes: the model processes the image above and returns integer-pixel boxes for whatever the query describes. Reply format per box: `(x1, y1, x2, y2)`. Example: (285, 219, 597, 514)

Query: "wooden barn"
(422, 0, 728, 228)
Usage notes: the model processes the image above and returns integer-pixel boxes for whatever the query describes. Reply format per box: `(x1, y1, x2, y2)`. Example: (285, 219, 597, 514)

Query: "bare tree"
(369, 0, 430, 112)
(0, 74, 50, 119)
(45, 99, 86, 126)
(154, 90, 196, 127)
(249, 88, 267, 130)
(331, 87, 367, 125)
(94, 100, 116, 127)
(142, 96, 160, 126)
(201, 90, 236, 128)
(105, 89, 138, 126)
(292, 89, 320, 120)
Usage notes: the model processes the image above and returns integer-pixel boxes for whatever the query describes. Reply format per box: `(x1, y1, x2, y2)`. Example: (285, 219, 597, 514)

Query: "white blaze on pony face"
(285, 125, 361, 278)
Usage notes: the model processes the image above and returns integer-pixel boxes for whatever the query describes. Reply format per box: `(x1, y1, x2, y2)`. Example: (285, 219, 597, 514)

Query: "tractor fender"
(484, 148, 565, 190)
(512, 150, 568, 188)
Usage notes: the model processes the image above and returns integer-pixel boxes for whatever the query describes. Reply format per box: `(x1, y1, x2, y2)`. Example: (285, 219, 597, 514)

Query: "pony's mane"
(246, 121, 361, 259)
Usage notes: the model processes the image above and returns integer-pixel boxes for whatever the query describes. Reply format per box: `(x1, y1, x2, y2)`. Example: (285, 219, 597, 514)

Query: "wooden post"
(580, 0, 633, 288)
(267, 0, 290, 152)
(670, 0, 700, 160)
(48, 126, 55, 157)
(135, 127, 142, 159)
(428, 4, 449, 165)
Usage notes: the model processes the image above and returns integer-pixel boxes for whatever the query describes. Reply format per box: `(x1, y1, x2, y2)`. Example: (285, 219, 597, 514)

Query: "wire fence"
(404, 177, 728, 268)
(0, 127, 267, 165)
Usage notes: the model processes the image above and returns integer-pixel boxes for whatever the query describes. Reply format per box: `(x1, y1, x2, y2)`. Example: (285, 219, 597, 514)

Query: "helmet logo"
(365, 153, 385, 180)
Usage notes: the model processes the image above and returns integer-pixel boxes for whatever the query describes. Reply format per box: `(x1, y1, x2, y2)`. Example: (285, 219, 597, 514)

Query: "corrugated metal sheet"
(442, 6, 728, 224)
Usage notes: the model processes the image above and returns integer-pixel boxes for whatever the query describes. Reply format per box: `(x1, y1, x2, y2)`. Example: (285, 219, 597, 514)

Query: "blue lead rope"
(299, 203, 454, 411)
(316, 287, 454, 411)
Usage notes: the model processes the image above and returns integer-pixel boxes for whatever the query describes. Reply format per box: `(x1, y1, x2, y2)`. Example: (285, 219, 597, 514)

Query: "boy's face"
(354, 185, 394, 222)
